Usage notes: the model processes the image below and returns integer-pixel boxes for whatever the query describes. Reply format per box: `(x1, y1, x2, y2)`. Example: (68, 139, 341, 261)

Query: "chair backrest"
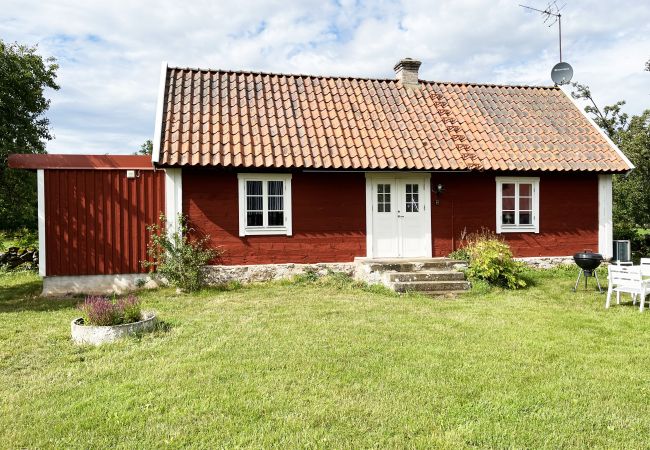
(640, 258, 650, 266)
(608, 265, 643, 285)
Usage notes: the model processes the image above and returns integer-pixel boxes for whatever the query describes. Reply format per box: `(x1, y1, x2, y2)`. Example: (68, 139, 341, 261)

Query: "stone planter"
(71, 312, 156, 345)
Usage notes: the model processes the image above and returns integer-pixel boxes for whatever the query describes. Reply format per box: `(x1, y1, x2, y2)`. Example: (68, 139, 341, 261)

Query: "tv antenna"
(520, 2, 573, 85)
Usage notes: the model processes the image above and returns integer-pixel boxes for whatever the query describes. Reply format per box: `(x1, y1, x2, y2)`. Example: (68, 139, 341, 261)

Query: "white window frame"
(495, 177, 540, 233)
(238, 174, 292, 236)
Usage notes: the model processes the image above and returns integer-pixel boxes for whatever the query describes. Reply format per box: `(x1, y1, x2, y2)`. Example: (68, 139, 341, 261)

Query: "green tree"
(136, 139, 153, 155)
(571, 82, 650, 234)
(0, 40, 58, 230)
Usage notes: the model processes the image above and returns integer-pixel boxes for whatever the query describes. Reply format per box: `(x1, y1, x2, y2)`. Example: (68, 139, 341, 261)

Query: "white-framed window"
(495, 177, 540, 233)
(238, 174, 292, 236)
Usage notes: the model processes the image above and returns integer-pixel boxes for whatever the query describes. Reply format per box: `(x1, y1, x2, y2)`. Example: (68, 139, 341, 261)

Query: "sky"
(1, 0, 649, 154)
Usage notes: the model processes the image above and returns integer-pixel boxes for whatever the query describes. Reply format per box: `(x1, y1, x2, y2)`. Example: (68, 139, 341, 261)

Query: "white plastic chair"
(606, 265, 650, 311)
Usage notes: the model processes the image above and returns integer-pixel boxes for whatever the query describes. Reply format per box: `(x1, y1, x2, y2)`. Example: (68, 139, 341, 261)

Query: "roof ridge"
(166, 65, 559, 90)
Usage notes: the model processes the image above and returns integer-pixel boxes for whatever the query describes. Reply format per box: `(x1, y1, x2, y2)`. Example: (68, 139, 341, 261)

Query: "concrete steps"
(393, 280, 471, 293)
(387, 270, 466, 283)
(354, 257, 470, 296)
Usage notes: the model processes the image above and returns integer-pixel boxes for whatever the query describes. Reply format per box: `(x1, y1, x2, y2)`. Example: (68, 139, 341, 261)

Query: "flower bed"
(71, 295, 156, 345)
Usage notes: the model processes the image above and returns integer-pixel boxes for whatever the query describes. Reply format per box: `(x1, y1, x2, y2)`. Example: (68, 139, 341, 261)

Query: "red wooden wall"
(44, 169, 165, 276)
(184, 169, 598, 264)
(430, 172, 599, 257)
(183, 170, 366, 265)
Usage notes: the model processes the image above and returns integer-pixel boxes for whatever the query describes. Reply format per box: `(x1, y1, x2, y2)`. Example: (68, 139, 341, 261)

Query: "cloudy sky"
(2, 0, 649, 154)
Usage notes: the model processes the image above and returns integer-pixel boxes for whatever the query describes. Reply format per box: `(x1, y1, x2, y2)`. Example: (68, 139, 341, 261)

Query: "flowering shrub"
(78, 294, 142, 326)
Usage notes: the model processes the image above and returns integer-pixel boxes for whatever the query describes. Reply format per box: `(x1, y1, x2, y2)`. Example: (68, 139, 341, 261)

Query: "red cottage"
(9, 58, 633, 294)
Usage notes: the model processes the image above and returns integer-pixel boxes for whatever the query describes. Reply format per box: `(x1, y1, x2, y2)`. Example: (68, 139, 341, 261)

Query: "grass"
(2, 267, 650, 448)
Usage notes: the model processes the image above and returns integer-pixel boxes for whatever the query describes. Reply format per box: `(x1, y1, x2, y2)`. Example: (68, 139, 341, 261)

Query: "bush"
(78, 294, 142, 326)
(453, 229, 527, 290)
(142, 214, 220, 292)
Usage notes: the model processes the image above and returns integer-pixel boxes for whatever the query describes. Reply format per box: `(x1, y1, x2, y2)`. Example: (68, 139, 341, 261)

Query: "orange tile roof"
(156, 66, 632, 172)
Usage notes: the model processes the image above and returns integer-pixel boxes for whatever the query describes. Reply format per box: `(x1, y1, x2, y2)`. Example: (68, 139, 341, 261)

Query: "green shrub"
(142, 214, 220, 292)
(448, 247, 469, 261)
(466, 238, 526, 289)
(453, 229, 526, 290)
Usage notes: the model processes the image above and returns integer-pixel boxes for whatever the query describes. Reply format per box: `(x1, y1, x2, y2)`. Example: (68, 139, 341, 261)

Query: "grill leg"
(573, 269, 583, 292)
(594, 270, 603, 293)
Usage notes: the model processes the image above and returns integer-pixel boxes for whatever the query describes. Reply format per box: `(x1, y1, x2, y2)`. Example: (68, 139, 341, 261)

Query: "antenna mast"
(519, 2, 566, 62)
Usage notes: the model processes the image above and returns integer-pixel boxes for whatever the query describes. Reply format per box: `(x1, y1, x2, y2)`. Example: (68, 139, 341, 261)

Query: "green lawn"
(2, 268, 650, 448)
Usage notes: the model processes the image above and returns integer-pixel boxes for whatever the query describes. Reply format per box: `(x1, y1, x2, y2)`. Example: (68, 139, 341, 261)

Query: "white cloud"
(1, 0, 649, 154)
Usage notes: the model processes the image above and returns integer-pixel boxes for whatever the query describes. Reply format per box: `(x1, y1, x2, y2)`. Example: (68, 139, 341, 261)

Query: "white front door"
(367, 174, 431, 258)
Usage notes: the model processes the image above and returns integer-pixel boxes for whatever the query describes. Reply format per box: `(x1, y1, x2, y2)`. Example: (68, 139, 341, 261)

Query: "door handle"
(397, 214, 405, 218)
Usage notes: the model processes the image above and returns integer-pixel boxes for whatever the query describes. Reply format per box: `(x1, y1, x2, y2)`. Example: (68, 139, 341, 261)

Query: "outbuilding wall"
(44, 169, 165, 276)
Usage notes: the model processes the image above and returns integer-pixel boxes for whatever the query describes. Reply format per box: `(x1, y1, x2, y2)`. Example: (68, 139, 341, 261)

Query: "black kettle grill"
(573, 250, 604, 293)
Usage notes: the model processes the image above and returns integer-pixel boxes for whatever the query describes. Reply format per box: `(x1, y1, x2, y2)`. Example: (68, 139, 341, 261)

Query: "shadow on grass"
(0, 274, 76, 314)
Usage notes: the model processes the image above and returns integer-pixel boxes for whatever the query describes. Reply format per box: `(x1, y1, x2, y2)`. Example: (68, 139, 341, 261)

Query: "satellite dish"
(551, 62, 573, 85)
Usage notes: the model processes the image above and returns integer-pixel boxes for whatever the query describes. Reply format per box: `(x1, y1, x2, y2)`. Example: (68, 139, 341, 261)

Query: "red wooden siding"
(44, 169, 165, 276)
(184, 170, 598, 264)
(430, 172, 599, 257)
(183, 170, 366, 265)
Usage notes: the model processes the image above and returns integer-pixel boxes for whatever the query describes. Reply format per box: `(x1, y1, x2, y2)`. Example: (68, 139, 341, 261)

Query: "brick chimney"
(394, 58, 422, 88)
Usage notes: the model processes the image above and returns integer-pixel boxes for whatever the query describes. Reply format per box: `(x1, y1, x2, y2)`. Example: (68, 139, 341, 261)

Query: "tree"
(571, 82, 650, 234)
(0, 40, 58, 230)
(135, 139, 153, 155)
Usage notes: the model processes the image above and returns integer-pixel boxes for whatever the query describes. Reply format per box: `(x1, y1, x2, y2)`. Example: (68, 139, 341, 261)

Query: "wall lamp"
(434, 183, 444, 206)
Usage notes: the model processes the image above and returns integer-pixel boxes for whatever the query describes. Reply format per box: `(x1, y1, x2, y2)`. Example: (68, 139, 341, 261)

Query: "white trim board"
(598, 174, 613, 259)
(37, 169, 46, 277)
(165, 168, 183, 235)
(560, 86, 634, 172)
(152, 61, 168, 165)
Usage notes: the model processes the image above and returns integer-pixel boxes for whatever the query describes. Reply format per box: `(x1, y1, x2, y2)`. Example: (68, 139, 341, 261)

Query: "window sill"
(497, 227, 539, 234)
(241, 227, 289, 236)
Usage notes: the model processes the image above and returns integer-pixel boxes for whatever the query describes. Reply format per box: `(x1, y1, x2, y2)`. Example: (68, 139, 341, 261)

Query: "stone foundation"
(515, 256, 574, 269)
(42, 274, 162, 297)
(203, 262, 355, 284)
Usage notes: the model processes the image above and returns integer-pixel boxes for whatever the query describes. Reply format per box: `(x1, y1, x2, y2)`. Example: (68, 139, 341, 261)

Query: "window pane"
(384, 203, 391, 213)
(502, 197, 515, 210)
(268, 195, 283, 211)
(268, 180, 283, 196)
(247, 180, 262, 195)
(406, 203, 412, 213)
(519, 197, 531, 210)
(268, 211, 283, 226)
(519, 212, 532, 225)
(502, 183, 515, 196)
(247, 196, 263, 211)
(378, 203, 384, 213)
(247, 211, 263, 226)
(519, 184, 532, 196)
(377, 184, 384, 194)
(502, 212, 515, 225)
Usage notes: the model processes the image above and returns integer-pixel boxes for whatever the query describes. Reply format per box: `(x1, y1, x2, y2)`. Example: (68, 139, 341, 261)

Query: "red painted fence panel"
(44, 169, 165, 276)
